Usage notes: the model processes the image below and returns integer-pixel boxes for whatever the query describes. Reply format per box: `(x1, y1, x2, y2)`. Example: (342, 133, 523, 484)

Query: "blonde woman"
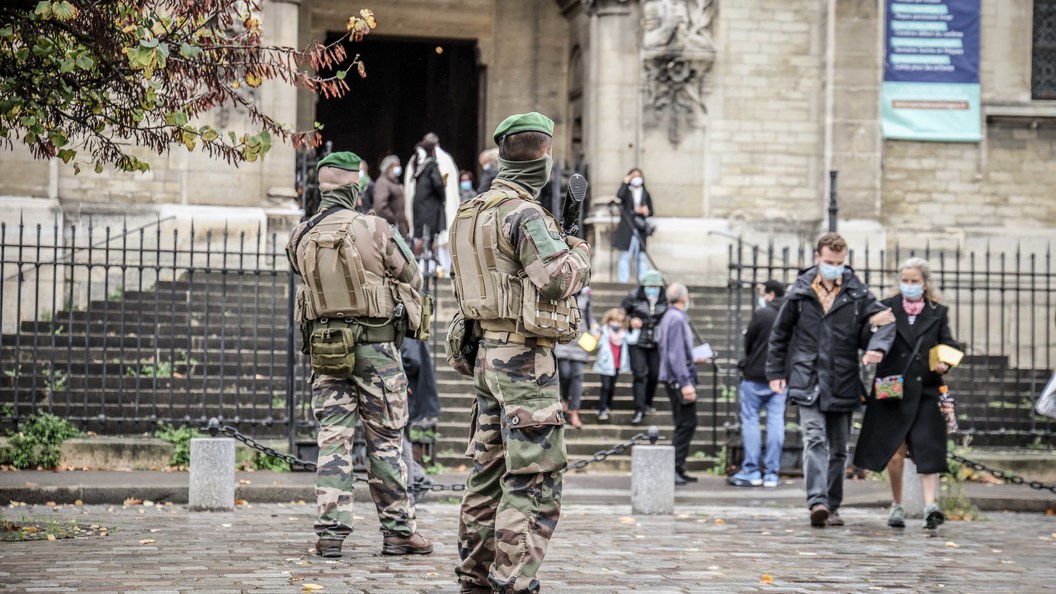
(853, 257, 958, 529)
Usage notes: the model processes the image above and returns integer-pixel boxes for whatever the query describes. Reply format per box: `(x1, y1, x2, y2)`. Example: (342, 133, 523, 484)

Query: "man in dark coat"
(410, 141, 446, 245)
(613, 168, 653, 284)
(621, 269, 668, 425)
(766, 233, 895, 528)
(729, 280, 787, 488)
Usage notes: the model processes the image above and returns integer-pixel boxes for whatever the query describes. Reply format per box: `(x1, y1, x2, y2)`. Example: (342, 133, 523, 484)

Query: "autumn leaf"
(139, 539, 156, 544)
(302, 585, 324, 591)
(760, 574, 774, 585)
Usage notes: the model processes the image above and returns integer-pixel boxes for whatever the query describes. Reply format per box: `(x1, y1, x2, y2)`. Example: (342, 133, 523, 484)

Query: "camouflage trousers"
(312, 341, 416, 540)
(455, 340, 568, 594)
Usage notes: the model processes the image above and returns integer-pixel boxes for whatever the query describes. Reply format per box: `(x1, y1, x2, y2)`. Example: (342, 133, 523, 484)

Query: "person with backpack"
(286, 151, 433, 559)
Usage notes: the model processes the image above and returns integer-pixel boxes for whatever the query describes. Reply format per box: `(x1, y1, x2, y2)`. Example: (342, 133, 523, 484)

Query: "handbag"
(874, 336, 923, 401)
(1036, 371, 1056, 419)
(632, 214, 656, 238)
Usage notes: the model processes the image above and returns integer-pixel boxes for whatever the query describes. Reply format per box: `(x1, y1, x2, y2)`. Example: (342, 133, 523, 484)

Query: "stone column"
(189, 438, 236, 511)
(259, 0, 300, 204)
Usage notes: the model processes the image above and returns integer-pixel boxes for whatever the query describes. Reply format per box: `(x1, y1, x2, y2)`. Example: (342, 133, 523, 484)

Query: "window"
(1034, 0, 1056, 99)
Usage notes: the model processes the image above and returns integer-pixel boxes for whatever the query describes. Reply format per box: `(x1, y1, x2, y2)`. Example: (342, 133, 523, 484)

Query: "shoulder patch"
(523, 217, 566, 261)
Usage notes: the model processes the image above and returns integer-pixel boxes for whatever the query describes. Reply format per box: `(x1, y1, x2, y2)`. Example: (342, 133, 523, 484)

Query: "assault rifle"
(563, 173, 589, 236)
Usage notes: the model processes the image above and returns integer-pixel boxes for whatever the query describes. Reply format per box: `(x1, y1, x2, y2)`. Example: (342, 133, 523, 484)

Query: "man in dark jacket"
(766, 233, 895, 528)
(729, 280, 787, 488)
(621, 269, 668, 424)
(400, 337, 441, 497)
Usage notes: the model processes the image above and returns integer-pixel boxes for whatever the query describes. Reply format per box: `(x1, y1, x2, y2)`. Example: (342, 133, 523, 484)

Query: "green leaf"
(57, 148, 75, 163)
(336, 69, 347, 80)
(33, 1, 52, 19)
(259, 130, 271, 151)
(73, 163, 80, 175)
(0, 26, 14, 39)
(52, 1, 78, 21)
(76, 54, 94, 71)
(50, 132, 67, 148)
(228, 131, 237, 143)
(179, 43, 202, 59)
(94, 162, 103, 174)
(140, 38, 159, 49)
(199, 126, 218, 142)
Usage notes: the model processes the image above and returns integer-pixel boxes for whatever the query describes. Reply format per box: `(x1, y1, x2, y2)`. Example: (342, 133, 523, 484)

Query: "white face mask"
(630, 176, 644, 187)
(392, 166, 402, 177)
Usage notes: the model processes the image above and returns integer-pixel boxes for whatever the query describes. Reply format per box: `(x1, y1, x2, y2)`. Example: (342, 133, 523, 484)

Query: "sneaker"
(597, 409, 609, 421)
(888, 504, 906, 528)
(923, 503, 945, 530)
(826, 511, 845, 527)
(726, 471, 763, 487)
(809, 504, 831, 528)
(647, 405, 657, 413)
(762, 473, 779, 488)
(382, 532, 433, 555)
(630, 411, 645, 425)
(315, 538, 343, 558)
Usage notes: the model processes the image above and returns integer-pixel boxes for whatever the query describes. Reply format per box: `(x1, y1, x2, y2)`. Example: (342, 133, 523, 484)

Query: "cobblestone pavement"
(1, 502, 1055, 593)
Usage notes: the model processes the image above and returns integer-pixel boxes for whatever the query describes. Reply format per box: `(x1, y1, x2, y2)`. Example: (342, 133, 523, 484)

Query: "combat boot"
(381, 532, 433, 555)
(315, 539, 343, 558)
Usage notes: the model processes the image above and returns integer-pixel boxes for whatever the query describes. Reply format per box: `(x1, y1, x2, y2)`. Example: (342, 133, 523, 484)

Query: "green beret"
(641, 270, 665, 286)
(493, 112, 554, 144)
(317, 151, 362, 172)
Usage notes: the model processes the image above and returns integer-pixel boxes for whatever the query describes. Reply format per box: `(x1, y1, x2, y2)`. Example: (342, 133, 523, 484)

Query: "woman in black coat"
(854, 257, 957, 530)
(620, 269, 667, 424)
(410, 141, 446, 244)
(613, 168, 654, 284)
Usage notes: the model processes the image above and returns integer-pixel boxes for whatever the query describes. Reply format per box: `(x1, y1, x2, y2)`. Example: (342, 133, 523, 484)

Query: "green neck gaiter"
(318, 183, 360, 212)
(495, 154, 553, 199)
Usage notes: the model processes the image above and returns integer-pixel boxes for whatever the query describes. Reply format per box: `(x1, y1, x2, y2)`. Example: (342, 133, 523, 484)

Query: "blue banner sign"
(881, 0, 981, 142)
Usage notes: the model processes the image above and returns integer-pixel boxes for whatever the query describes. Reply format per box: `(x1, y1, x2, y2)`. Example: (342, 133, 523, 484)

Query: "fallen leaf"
(165, 502, 173, 506)
(124, 498, 143, 506)
(139, 539, 155, 545)
(47, 534, 56, 541)
(945, 541, 960, 548)
(617, 516, 636, 525)
(46, 501, 57, 507)
(239, 479, 252, 485)
(221, 523, 232, 528)
(426, 572, 438, 577)
(142, 500, 154, 507)
(1047, 508, 1055, 516)
(714, 518, 725, 525)
(298, 561, 313, 566)
(149, 529, 161, 533)
(74, 499, 83, 506)
(235, 499, 248, 505)
(760, 574, 774, 584)
(302, 585, 324, 592)
(22, 527, 38, 533)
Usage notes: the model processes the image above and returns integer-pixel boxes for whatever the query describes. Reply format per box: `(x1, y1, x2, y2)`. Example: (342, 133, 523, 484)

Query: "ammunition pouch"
(308, 322, 357, 379)
(446, 310, 482, 377)
(518, 275, 581, 343)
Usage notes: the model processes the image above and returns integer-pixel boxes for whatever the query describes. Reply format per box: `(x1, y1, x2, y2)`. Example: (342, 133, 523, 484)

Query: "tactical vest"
(450, 188, 580, 341)
(292, 208, 417, 328)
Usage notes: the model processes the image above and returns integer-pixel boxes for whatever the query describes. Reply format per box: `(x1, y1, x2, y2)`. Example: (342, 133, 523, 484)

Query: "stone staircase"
(1, 270, 1052, 473)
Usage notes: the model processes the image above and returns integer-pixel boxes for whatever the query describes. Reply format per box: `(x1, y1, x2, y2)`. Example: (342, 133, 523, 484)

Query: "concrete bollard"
(631, 444, 675, 515)
(901, 458, 924, 519)
(189, 438, 236, 511)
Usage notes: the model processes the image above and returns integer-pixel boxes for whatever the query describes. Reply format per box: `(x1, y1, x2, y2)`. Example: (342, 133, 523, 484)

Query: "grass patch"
(4, 413, 81, 469)
(0, 511, 110, 542)
(154, 423, 202, 467)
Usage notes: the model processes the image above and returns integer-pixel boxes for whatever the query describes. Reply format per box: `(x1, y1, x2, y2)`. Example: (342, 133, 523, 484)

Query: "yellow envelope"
(929, 345, 964, 370)
(577, 332, 599, 352)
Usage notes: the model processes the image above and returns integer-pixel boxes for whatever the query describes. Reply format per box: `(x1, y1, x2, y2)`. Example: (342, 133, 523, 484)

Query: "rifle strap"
(293, 206, 344, 255)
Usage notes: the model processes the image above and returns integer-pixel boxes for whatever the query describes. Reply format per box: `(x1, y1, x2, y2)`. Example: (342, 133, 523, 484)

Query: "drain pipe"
(823, 0, 837, 221)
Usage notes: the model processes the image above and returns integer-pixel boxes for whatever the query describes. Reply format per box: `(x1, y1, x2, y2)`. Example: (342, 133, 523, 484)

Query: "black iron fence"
(723, 239, 1056, 447)
(0, 216, 317, 445)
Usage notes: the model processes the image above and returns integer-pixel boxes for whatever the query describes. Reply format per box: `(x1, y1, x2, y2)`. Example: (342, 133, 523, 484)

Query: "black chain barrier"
(947, 452, 1056, 494)
(206, 419, 660, 496)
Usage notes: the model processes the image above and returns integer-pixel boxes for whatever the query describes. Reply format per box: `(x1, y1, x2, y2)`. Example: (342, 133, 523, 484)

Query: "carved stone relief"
(641, 0, 717, 145)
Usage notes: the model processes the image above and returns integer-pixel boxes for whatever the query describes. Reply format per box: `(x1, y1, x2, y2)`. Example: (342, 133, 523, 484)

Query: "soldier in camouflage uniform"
(286, 151, 433, 558)
(451, 114, 592, 594)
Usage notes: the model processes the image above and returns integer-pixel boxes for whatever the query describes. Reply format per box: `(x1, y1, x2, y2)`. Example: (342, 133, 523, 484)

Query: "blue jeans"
(617, 235, 650, 284)
(739, 380, 786, 475)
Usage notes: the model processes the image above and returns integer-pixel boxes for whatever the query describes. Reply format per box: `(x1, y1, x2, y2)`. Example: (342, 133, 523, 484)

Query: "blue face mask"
(900, 283, 925, 301)
(758, 296, 767, 309)
(460, 180, 473, 192)
(820, 263, 845, 281)
(644, 287, 661, 301)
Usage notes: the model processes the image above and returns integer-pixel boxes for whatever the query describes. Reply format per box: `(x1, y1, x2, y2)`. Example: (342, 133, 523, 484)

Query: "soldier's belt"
(315, 317, 398, 344)
(481, 330, 554, 349)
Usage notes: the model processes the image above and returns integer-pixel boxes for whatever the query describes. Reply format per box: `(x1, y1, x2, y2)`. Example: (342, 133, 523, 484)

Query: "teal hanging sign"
(881, 0, 982, 142)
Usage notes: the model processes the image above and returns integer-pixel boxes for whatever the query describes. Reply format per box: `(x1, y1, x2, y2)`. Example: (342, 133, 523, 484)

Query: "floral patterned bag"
(874, 337, 922, 401)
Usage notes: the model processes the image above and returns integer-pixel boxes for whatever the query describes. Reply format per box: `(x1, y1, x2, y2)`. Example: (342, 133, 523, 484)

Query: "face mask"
(820, 263, 844, 281)
(758, 296, 767, 309)
(392, 166, 402, 177)
(608, 324, 623, 333)
(644, 287, 661, 301)
(460, 180, 473, 192)
(630, 176, 644, 187)
(495, 154, 553, 199)
(901, 283, 925, 301)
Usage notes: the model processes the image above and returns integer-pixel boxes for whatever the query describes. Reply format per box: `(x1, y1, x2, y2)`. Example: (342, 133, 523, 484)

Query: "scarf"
(494, 154, 553, 199)
(318, 184, 360, 212)
(903, 297, 925, 317)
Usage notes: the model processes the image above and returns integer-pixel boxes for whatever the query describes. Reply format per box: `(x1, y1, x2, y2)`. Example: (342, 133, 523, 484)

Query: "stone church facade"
(1, 0, 1054, 282)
